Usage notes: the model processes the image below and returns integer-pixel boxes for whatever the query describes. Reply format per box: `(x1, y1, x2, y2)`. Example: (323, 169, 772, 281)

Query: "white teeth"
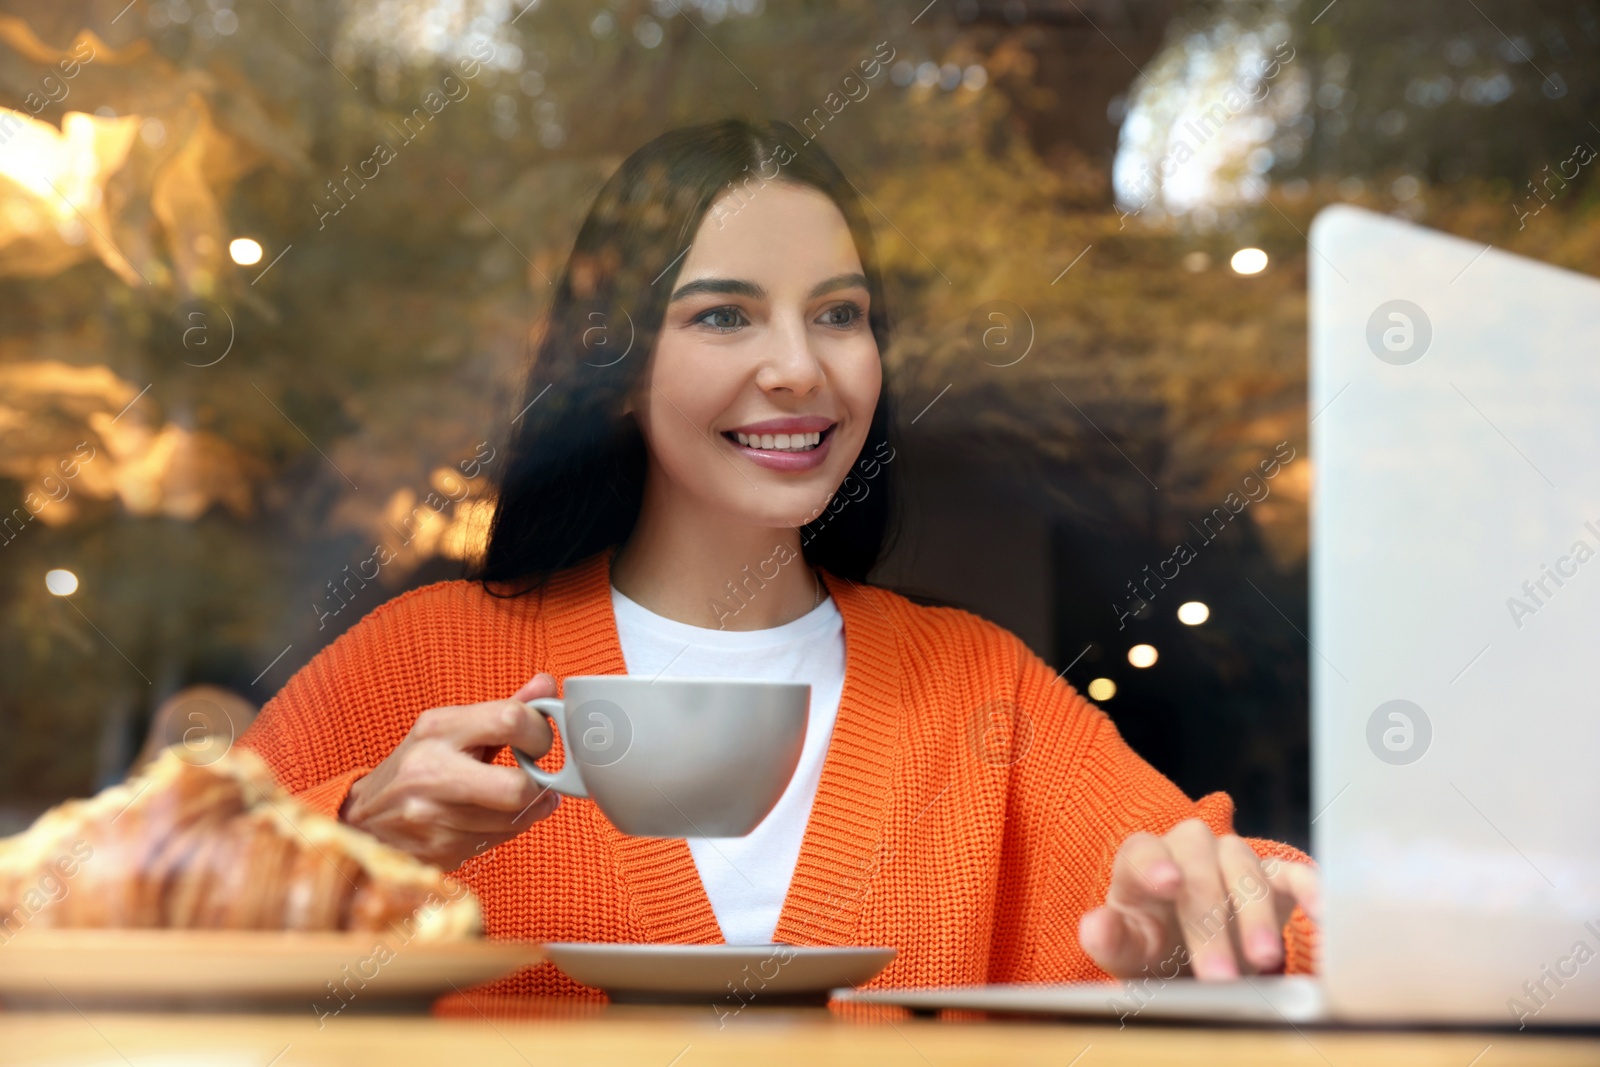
(730, 429, 826, 452)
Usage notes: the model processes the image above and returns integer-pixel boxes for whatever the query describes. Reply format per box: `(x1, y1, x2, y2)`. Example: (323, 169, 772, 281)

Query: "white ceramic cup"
(512, 675, 809, 838)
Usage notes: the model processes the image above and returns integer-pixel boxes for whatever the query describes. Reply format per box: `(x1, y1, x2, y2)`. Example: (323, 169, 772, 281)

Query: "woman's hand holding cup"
(339, 673, 563, 870)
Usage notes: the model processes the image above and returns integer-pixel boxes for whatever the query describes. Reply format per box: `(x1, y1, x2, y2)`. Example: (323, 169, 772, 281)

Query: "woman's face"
(627, 181, 881, 531)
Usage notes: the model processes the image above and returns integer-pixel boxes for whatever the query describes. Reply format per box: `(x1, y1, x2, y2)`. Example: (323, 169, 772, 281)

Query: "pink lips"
(721, 421, 836, 473)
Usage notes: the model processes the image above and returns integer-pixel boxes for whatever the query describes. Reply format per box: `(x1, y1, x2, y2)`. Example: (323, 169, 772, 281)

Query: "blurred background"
(2, 0, 1597, 848)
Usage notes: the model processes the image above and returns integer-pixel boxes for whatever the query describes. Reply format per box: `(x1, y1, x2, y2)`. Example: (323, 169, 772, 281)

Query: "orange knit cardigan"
(239, 545, 1317, 996)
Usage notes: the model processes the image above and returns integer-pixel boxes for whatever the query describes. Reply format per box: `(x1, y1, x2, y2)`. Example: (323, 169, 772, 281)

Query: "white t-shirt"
(609, 581, 846, 944)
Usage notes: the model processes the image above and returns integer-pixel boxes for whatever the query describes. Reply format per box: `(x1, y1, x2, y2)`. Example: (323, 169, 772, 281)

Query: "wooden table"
(4, 997, 1597, 1066)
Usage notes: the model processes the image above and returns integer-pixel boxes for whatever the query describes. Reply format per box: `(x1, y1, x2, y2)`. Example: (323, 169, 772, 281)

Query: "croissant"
(0, 745, 480, 940)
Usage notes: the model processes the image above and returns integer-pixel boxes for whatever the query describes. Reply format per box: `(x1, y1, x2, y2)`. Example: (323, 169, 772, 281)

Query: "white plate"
(542, 942, 896, 1003)
(0, 929, 544, 1013)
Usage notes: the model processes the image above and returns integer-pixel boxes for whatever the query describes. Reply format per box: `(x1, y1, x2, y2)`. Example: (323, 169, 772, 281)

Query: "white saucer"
(541, 942, 896, 1003)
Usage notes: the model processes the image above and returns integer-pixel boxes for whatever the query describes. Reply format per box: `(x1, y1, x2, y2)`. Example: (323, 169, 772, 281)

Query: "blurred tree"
(1283, 0, 1600, 190)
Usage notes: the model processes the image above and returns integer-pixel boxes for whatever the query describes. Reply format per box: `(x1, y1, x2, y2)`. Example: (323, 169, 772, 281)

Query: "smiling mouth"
(721, 426, 835, 453)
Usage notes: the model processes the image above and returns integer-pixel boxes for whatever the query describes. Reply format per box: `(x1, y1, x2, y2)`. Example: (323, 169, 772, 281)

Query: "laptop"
(835, 205, 1600, 1026)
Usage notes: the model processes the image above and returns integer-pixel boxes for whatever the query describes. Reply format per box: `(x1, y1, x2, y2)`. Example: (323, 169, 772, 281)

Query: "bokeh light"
(1230, 247, 1268, 274)
(1128, 644, 1159, 668)
(1178, 601, 1211, 625)
(45, 569, 79, 596)
(228, 238, 263, 265)
(1087, 677, 1117, 701)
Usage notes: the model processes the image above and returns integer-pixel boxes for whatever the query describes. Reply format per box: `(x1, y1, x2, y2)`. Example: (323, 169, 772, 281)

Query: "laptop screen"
(1309, 204, 1600, 1021)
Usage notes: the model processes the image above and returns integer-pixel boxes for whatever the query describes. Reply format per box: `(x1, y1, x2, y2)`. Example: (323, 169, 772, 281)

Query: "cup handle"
(513, 697, 589, 799)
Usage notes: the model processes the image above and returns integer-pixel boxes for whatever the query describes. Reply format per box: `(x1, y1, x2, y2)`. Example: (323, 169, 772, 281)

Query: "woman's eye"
(695, 306, 747, 331)
(819, 301, 865, 328)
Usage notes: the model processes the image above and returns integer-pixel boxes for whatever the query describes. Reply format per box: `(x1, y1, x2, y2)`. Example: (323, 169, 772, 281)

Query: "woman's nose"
(756, 316, 824, 394)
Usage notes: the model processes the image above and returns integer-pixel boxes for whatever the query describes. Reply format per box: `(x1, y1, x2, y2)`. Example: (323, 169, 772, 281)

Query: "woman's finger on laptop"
(1262, 856, 1323, 925)
(1080, 831, 1183, 976)
(1078, 902, 1166, 978)
(1163, 818, 1242, 980)
(1105, 830, 1183, 906)
(1217, 834, 1284, 973)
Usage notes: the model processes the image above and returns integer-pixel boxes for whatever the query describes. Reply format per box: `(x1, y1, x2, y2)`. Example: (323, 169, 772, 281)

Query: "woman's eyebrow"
(668, 271, 869, 304)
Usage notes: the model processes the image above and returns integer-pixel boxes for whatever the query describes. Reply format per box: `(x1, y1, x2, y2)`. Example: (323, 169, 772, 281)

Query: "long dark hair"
(475, 118, 902, 597)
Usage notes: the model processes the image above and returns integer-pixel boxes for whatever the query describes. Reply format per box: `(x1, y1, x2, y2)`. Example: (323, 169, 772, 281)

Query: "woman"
(239, 118, 1318, 996)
